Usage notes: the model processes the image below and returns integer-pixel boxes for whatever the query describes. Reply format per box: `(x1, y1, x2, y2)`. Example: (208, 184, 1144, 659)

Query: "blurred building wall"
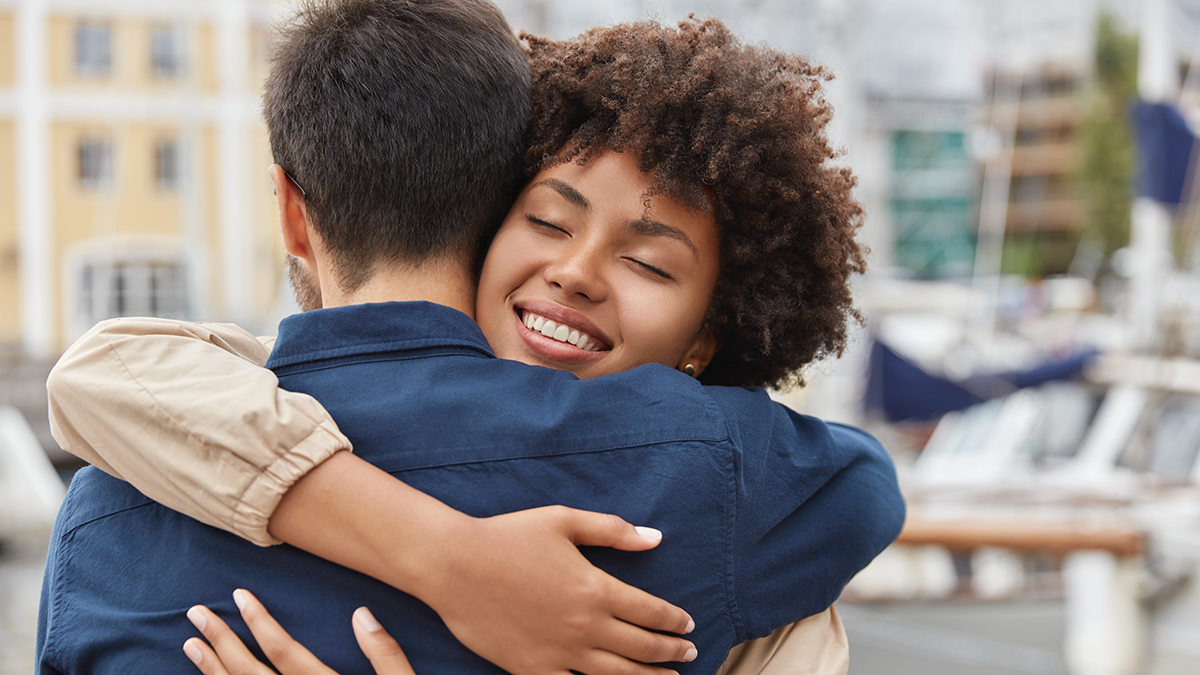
(983, 64, 1090, 277)
(0, 0, 289, 359)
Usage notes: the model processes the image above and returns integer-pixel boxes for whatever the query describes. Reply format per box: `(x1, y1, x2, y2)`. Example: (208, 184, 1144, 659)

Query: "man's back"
(38, 302, 903, 675)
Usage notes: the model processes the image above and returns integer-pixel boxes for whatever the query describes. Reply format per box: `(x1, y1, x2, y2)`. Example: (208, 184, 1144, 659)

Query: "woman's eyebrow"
(628, 218, 699, 260)
(533, 178, 590, 210)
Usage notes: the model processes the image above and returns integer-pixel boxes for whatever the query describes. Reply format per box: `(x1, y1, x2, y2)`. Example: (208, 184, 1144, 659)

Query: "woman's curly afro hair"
(523, 17, 866, 390)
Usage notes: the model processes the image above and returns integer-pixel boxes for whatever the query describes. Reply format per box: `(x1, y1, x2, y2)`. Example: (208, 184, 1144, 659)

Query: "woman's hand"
(271, 453, 697, 675)
(183, 589, 414, 675)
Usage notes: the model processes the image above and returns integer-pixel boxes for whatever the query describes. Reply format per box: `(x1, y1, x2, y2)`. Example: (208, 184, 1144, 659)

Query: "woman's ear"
(676, 330, 720, 378)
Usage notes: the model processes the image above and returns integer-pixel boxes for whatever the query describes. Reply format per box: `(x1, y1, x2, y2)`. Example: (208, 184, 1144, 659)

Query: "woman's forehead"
(530, 145, 715, 217)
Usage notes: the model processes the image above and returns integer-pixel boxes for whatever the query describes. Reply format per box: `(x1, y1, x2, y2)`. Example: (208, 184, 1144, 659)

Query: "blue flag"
(1134, 101, 1198, 206)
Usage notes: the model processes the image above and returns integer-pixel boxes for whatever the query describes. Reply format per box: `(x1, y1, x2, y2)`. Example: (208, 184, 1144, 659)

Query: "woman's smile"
(521, 311, 603, 352)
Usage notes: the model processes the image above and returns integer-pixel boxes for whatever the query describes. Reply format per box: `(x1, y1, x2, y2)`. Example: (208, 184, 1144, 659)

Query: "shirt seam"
(722, 438, 744, 644)
(270, 349, 486, 378)
(267, 339, 492, 369)
(43, 499, 165, 672)
(367, 431, 729, 474)
(57, 487, 158, 540)
(41, 527, 71, 673)
(707, 395, 750, 644)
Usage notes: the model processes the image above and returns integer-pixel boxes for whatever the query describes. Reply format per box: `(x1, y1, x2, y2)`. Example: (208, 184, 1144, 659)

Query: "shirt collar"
(266, 301, 495, 369)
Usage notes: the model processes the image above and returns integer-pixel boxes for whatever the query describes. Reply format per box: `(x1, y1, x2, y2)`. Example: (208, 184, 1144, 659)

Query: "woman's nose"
(544, 243, 607, 301)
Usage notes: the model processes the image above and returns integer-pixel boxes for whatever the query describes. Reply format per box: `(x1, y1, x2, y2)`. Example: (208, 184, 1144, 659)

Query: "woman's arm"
(48, 317, 344, 545)
(47, 318, 697, 675)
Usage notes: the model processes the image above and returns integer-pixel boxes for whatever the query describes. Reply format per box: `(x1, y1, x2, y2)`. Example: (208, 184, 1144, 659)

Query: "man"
(39, 1, 903, 674)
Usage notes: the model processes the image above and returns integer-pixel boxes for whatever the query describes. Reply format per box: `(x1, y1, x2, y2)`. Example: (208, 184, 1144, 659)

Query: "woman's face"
(476, 150, 720, 380)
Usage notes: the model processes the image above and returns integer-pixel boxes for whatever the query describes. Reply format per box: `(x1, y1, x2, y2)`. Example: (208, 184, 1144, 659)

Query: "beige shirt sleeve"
(717, 607, 849, 675)
(47, 317, 351, 546)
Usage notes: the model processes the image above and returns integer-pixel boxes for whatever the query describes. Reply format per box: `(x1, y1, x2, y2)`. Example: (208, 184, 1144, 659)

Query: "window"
(155, 139, 181, 189)
(78, 259, 189, 323)
(150, 25, 185, 78)
(890, 130, 976, 277)
(78, 138, 114, 190)
(74, 22, 112, 77)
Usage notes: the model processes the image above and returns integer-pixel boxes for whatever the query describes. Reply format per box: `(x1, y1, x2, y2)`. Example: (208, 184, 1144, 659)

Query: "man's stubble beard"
(287, 256, 322, 311)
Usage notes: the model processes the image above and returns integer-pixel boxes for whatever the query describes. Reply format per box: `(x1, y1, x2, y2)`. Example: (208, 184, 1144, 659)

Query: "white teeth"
(521, 311, 601, 351)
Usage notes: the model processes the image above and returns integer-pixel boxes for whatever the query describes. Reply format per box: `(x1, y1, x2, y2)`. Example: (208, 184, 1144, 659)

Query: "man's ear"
(269, 164, 314, 262)
(676, 330, 720, 378)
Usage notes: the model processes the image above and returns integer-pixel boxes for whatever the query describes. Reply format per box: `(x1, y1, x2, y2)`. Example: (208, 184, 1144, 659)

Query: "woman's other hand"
(183, 588, 414, 675)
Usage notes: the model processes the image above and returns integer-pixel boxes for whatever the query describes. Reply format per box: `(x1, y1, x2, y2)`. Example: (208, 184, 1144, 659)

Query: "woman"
(48, 15, 891, 675)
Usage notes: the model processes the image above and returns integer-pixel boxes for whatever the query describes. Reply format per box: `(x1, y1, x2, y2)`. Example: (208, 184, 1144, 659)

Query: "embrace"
(39, 1, 904, 674)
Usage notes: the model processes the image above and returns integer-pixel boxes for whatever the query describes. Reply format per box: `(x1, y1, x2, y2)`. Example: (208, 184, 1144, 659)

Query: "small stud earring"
(683, 364, 697, 377)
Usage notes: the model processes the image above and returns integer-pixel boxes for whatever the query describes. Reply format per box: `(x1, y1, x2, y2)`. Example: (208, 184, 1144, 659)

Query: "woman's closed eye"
(627, 257, 673, 280)
(526, 215, 569, 235)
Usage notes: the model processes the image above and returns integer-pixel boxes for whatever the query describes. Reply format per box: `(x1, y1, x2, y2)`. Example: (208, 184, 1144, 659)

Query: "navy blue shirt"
(38, 302, 904, 675)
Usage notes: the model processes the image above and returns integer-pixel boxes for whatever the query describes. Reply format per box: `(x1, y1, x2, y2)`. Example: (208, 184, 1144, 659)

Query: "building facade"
(0, 0, 289, 359)
(982, 63, 1090, 277)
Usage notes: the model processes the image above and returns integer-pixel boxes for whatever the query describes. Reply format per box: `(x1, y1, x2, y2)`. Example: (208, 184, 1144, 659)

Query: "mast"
(1128, 0, 1178, 351)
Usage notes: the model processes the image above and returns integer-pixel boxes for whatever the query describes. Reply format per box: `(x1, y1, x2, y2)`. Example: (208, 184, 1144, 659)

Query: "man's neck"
(322, 257, 477, 320)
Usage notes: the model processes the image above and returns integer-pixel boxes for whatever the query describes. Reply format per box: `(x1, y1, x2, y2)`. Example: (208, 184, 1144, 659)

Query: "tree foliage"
(1079, 12, 1138, 258)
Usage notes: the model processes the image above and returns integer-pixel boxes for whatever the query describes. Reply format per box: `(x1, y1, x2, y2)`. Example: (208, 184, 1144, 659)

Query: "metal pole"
(1129, 0, 1178, 350)
(970, 69, 1018, 350)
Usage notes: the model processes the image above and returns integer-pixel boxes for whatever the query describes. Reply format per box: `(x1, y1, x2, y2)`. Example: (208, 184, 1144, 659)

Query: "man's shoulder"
(696, 384, 885, 461)
(497, 362, 779, 445)
(362, 361, 736, 468)
(424, 360, 881, 462)
(54, 466, 156, 535)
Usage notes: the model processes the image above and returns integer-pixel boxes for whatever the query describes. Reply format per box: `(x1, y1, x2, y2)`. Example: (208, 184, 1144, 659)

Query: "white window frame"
(65, 238, 193, 342)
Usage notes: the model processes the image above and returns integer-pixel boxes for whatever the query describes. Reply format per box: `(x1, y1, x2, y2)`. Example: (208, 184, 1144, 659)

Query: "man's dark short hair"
(265, 0, 531, 290)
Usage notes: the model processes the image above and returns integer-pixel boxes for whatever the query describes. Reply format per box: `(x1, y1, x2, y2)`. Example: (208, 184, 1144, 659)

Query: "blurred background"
(3, 0, 1200, 673)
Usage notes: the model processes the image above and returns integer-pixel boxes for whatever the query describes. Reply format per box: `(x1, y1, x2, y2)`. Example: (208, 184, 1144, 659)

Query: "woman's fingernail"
(186, 606, 206, 631)
(684, 646, 698, 662)
(685, 617, 695, 634)
(354, 606, 383, 632)
(233, 589, 248, 611)
(184, 640, 203, 664)
(634, 526, 662, 543)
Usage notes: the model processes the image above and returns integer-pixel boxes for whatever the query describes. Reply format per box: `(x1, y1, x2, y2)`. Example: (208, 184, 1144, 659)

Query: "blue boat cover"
(864, 340, 1098, 423)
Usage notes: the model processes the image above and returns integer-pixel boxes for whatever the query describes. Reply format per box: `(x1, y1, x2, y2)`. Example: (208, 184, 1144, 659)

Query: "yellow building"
(0, 0, 290, 358)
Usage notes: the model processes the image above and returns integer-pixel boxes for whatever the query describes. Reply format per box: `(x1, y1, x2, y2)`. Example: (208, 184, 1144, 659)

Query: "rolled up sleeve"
(47, 317, 351, 546)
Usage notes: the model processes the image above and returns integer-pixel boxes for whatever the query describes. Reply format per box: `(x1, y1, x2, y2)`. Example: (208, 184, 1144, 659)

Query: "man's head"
(265, 0, 530, 300)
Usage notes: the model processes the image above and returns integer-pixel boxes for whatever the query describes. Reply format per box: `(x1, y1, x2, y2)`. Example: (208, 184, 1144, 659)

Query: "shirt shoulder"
(696, 386, 904, 638)
(54, 466, 155, 535)
(700, 385, 892, 470)
(348, 361, 733, 471)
